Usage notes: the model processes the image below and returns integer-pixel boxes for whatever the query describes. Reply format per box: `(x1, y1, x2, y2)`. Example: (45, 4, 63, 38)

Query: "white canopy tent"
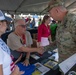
(0, 0, 76, 14)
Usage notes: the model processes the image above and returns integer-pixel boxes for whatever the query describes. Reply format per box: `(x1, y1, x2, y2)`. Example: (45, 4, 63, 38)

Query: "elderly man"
(45, 0, 76, 63)
(7, 18, 44, 66)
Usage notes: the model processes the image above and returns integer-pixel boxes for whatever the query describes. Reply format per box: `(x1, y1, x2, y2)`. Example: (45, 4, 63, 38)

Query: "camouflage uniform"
(56, 13, 76, 63)
(44, 0, 76, 63)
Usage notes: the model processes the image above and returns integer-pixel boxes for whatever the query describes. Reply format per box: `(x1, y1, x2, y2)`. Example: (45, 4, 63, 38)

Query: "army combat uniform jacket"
(56, 13, 76, 62)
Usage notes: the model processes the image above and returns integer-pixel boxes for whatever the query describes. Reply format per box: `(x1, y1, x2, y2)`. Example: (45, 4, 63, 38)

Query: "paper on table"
(59, 53, 76, 74)
(31, 54, 40, 60)
(44, 60, 58, 69)
(52, 52, 59, 62)
(48, 48, 59, 62)
(34, 62, 50, 75)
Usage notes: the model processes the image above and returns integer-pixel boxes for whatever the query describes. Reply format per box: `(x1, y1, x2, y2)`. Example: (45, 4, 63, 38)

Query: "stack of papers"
(44, 60, 58, 69)
(59, 53, 76, 74)
(34, 62, 50, 75)
(31, 54, 40, 60)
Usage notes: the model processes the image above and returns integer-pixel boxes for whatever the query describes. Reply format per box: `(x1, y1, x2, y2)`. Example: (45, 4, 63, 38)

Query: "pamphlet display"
(44, 60, 58, 69)
(33, 62, 50, 75)
(59, 54, 76, 75)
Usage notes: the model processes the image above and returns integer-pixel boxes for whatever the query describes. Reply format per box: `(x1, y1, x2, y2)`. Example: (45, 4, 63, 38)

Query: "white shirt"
(0, 49, 12, 75)
(0, 38, 12, 75)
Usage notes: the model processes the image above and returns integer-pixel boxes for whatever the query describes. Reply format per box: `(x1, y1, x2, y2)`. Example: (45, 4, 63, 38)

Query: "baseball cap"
(46, 0, 64, 12)
(0, 10, 12, 22)
(0, 10, 6, 21)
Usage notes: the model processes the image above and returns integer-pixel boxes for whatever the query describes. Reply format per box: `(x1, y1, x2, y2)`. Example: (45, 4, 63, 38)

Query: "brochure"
(34, 62, 50, 75)
(31, 54, 40, 60)
(44, 60, 58, 69)
(59, 53, 76, 74)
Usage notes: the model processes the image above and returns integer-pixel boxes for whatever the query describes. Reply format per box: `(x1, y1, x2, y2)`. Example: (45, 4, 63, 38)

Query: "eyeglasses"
(20, 25, 26, 28)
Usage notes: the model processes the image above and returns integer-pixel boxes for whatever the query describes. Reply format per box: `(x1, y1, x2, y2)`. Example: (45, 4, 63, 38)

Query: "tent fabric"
(0, 0, 76, 14)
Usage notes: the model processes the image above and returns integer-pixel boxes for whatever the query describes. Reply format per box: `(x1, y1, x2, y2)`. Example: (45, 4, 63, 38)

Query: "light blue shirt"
(0, 38, 10, 55)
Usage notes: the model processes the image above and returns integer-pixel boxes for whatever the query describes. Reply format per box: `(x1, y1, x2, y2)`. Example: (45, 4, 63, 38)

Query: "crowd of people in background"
(0, 0, 76, 75)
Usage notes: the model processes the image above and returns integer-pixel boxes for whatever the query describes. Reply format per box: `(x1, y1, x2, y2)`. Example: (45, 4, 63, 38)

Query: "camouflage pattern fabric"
(43, 44, 57, 52)
(45, 0, 76, 63)
(44, 13, 76, 63)
(56, 13, 76, 63)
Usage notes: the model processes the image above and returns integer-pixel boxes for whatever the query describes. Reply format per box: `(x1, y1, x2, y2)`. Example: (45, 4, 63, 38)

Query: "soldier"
(44, 0, 76, 63)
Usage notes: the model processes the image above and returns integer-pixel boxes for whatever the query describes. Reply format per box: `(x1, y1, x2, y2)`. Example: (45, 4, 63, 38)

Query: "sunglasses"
(20, 25, 26, 28)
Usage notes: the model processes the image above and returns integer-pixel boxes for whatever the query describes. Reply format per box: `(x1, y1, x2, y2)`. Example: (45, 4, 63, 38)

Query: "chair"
(1, 31, 13, 44)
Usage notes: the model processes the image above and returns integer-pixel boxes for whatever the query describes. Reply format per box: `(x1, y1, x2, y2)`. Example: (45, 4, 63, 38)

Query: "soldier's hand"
(36, 47, 44, 54)
(50, 41, 56, 46)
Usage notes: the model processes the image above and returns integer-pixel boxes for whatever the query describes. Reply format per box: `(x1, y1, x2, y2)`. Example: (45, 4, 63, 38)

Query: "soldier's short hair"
(47, 0, 64, 12)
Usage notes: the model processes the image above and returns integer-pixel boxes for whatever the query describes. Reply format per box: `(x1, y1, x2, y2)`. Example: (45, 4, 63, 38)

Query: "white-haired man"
(7, 18, 44, 66)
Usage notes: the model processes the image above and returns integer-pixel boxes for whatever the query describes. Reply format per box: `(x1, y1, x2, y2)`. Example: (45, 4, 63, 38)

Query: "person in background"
(7, 17, 44, 66)
(47, 0, 76, 63)
(25, 17, 31, 29)
(50, 20, 57, 41)
(38, 18, 42, 26)
(37, 15, 53, 47)
(0, 10, 24, 75)
(31, 17, 35, 28)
